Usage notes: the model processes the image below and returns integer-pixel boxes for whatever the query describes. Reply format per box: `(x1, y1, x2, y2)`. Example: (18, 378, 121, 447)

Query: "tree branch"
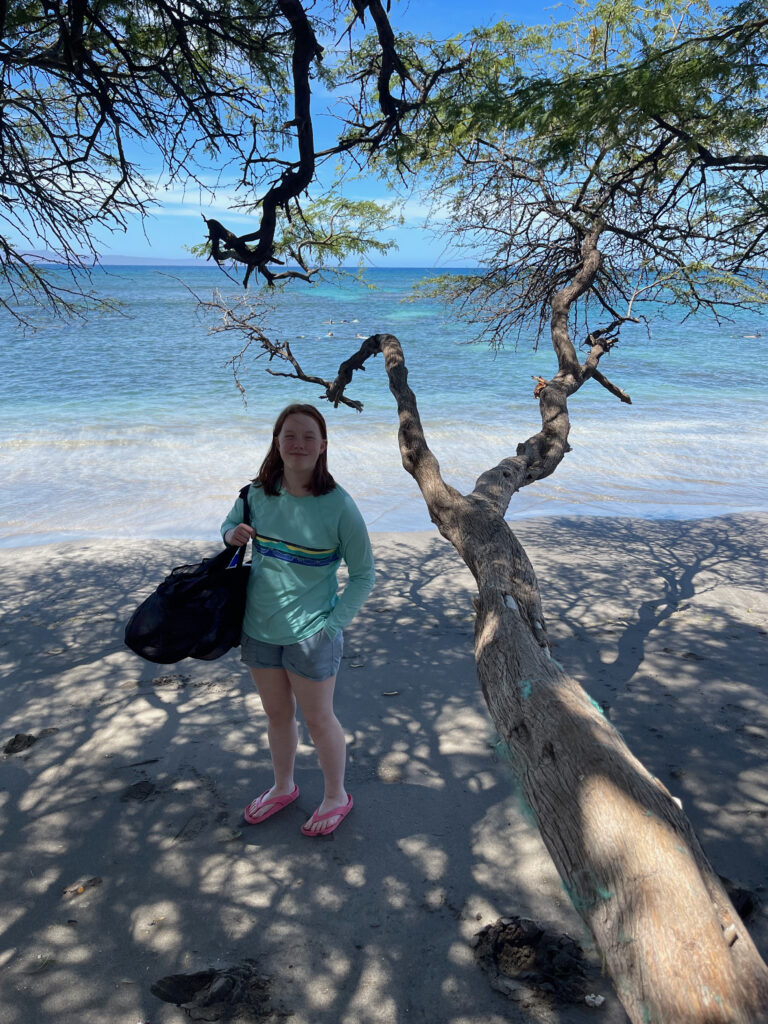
(590, 368, 632, 404)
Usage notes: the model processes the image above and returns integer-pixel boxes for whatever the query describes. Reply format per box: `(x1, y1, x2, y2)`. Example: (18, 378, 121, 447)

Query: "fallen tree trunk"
(469, 514, 768, 1023)
(327, 329, 768, 1023)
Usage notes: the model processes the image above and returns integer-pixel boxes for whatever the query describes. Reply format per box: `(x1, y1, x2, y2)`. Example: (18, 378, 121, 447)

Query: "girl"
(222, 403, 375, 836)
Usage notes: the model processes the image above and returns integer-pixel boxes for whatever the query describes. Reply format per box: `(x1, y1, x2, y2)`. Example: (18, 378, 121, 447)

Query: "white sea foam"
(1, 267, 767, 546)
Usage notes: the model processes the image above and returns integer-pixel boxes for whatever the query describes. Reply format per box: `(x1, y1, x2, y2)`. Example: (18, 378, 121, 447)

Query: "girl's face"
(276, 412, 327, 473)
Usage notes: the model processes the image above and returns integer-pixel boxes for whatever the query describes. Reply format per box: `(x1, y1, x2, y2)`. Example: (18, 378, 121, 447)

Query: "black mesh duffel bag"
(124, 485, 252, 663)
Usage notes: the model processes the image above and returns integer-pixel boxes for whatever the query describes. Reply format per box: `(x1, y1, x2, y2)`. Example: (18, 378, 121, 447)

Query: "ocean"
(1, 266, 766, 547)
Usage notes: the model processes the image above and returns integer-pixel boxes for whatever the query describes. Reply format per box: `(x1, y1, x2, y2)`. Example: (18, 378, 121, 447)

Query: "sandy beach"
(1, 514, 767, 1024)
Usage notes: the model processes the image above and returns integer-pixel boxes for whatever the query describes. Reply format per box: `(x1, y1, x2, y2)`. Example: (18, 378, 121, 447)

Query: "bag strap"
(238, 483, 252, 528)
(230, 483, 252, 568)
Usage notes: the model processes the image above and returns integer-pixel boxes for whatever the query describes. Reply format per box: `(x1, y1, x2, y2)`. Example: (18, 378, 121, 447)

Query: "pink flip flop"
(243, 784, 299, 824)
(301, 793, 354, 837)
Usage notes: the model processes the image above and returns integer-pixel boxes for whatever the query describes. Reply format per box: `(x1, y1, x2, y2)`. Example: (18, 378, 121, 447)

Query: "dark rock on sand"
(4, 733, 37, 754)
(473, 916, 600, 1008)
(151, 959, 273, 1020)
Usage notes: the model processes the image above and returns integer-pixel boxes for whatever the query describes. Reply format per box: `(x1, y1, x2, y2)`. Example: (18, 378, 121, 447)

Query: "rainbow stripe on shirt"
(254, 533, 340, 568)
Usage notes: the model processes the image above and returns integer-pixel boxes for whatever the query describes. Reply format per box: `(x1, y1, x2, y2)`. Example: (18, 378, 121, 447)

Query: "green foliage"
(5, 0, 768, 343)
(271, 196, 399, 268)
(381, 0, 768, 348)
(500, 0, 768, 169)
(189, 194, 398, 283)
(0, 0, 293, 320)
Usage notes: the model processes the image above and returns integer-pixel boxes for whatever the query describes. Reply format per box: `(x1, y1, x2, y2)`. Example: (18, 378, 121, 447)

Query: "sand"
(1, 514, 766, 1024)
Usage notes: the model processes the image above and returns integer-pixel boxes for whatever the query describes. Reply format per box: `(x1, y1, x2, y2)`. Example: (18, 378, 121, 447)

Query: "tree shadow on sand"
(1, 518, 766, 1023)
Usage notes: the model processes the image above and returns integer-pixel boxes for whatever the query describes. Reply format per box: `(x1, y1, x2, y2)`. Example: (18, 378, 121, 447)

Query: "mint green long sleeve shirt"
(221, 483, 375, 645)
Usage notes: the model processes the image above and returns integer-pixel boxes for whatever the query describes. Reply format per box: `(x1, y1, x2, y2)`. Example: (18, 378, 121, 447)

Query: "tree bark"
(328, 331, 768, 1024)
(470, 521, 768, 1024)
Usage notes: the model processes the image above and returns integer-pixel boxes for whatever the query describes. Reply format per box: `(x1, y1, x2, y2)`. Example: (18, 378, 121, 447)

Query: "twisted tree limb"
(206, 0, 322, 285)
(205, 0, 462, 285)
(277, 224, 768, 1020)
(322, 325, 768, 1023)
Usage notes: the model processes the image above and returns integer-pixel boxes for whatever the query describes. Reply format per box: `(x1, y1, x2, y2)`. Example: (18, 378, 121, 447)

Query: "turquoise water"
(1, 266, 767, 546)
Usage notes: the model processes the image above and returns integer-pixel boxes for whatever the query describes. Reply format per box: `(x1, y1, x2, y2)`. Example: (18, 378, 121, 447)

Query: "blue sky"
(96, 0, 559, 266)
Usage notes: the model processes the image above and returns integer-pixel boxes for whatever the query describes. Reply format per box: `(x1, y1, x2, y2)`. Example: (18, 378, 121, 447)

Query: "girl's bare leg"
(288, 670, 348, 833)
(248, 666, 299, 818)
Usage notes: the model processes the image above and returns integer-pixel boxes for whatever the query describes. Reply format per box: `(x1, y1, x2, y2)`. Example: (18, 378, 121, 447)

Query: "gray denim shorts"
(240, 628, 343, 681)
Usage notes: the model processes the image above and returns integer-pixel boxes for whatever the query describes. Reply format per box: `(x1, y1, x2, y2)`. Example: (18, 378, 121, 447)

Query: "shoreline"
(1, 514, 766, 1023)
(2, 506, 767, 552)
